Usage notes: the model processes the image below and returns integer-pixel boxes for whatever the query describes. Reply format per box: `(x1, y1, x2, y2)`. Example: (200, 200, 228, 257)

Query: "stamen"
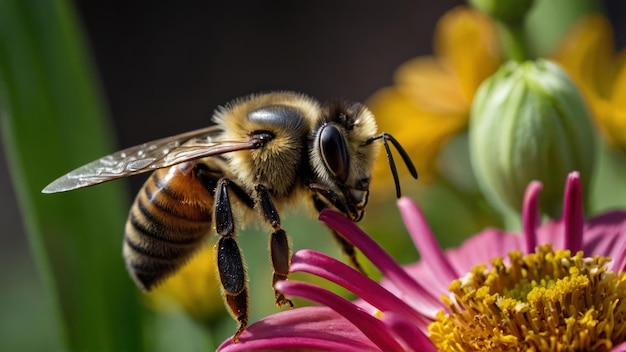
(429, 245, 626, 351)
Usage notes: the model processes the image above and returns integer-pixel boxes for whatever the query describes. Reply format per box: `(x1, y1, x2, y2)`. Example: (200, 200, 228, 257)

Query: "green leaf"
(0, 0, 144, 350)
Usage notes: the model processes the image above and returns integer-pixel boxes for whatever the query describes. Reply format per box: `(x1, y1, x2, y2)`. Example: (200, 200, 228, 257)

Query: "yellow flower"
(552, 14, 626, 154)
(146, 245, 224, 324)
(367, 6, 503, 185)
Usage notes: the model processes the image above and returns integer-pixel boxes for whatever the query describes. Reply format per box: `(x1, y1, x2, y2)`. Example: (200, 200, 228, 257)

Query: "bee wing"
(43, 125, 259, 193)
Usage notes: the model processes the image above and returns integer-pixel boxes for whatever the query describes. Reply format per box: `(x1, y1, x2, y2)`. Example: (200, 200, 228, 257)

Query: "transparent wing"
(43, 125, 260, 193)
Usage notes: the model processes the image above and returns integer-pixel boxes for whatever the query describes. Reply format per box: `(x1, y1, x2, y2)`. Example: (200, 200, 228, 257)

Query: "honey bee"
(42, 91, 417, 341)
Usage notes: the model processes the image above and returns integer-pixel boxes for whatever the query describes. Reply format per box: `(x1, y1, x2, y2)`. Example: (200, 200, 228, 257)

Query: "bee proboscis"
(43, 91, 418, 341)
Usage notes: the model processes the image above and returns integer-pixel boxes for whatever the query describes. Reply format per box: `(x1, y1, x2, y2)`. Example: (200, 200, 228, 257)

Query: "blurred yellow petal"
(146, 245, 223, 323)
(366, 6, 502, 192)
(603, 65, 626, 152)
(552, 14, 626, 155)
(367, 87, 467, 184)
(434, 6, 502, 103)
(394, 56, 467, 115)
(612, 62, 626, 104)
(552, 14, 617, 97)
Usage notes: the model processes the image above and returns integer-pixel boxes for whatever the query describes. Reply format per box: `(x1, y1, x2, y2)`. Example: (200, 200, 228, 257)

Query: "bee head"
(310, 100, 380, 221)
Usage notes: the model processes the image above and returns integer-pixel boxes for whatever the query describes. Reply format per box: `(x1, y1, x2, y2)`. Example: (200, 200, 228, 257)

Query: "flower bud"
(468, 0, 534, 24)
(469, 59, 597, 218)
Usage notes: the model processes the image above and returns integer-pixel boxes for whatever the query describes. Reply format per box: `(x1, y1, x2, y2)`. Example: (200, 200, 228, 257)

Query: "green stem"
(498, 21, 530, 62)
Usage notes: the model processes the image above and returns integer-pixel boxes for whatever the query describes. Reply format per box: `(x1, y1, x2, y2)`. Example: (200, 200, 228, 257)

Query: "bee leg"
(309, 183, 352, 217)
(255, 184, 293, 308)
(312, 195, 366, 275)
(269, 228, 293, 307)
(215, 179, 248, 342)
(331, 229, 367, 275)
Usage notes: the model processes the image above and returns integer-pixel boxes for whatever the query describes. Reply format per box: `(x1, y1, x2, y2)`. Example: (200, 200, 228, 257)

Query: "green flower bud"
(469, 0, 534, 24)
(469, 59, 597, 218)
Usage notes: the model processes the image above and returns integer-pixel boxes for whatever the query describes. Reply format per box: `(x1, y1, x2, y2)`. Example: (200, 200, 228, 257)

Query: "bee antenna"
(365, 133, 418, 198)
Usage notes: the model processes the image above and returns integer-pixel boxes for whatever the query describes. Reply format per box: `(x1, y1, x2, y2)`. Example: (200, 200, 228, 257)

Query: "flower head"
(218, 172, 626, 351)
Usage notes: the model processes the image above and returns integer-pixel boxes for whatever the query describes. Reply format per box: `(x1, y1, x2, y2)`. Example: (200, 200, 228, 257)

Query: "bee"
(42, 91, 417, 341)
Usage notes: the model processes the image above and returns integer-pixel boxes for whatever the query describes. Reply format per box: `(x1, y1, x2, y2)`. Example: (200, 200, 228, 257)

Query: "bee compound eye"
(319, 124, 350, 183)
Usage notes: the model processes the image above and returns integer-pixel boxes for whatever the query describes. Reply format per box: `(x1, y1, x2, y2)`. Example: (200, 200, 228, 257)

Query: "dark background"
(75, 1, 462, 153)
(0, 0, 624, 348)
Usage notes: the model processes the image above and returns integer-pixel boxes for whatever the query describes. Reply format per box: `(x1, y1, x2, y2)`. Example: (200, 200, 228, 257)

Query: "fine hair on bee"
(42, 91, 418, 342)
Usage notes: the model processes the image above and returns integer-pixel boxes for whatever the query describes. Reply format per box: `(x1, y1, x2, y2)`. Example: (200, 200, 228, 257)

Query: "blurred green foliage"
(0, 0, 142, 350)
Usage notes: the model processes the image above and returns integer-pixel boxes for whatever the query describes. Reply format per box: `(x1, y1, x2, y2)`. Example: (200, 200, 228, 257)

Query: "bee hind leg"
(311, 195, 367, 275)
(255, 184, 293, 308)
(332, 230, 367, 275)
(215, 179, 248, 342)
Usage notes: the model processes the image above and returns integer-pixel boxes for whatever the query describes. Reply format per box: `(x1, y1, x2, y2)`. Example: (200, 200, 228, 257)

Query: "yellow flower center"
(428, 245, 626, 351)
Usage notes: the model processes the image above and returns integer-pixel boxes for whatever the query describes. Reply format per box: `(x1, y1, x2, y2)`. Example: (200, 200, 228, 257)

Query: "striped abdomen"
(123, 163, 214, 291)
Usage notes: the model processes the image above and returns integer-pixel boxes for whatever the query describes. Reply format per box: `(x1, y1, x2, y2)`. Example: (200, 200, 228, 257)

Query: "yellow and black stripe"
(123, 165, 214, 290)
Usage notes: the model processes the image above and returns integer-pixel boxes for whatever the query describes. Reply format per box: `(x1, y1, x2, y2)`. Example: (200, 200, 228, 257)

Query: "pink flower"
(218, 172, 626, 351)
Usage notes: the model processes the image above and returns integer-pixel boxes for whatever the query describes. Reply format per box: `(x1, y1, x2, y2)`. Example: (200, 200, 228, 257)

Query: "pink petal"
(522, 181, 543, 253)
(217, 306, 378, 352)
(443, 228, 522, 273)
(612, 341, 626, 352)
(290, 249, 430, 327)
(536, 220, 566, 249)
(383, 312, 436, 352)
(320, 210, 442, 311)
(391, 228, 522, 309)
(581, 211, 626, 270)
(398, 197, 458, 283)
(373, 262, 442, 318)
(563, 172, 583, 253)
(275, 281, 404, 351)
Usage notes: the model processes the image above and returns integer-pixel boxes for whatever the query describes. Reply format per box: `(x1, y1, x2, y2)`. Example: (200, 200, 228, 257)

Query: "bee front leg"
(215, 179, 248, 342)
(255, 184, 293, 308)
